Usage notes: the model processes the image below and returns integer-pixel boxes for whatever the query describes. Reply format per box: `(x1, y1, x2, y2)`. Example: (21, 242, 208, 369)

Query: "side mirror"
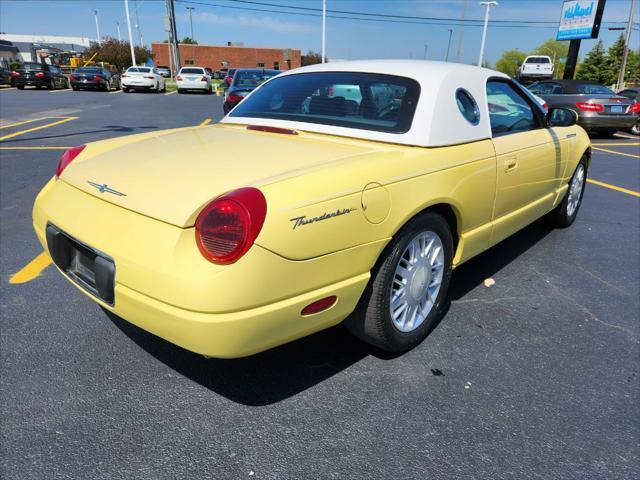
(547, 107, 577, 127)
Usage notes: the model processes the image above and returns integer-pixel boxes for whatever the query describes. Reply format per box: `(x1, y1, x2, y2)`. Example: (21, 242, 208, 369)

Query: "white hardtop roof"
(221, 59, 511, 147)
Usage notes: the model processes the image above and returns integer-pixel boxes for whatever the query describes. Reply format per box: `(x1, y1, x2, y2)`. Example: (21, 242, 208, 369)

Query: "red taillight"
(195, 187, 267, 265)
(629, 102, 640, 113)
(69, 75, 76, 81)
(95, 75, 104, 81)
(328, 85, 334, 96)
(540, 101, 548, 112)
(301, 296, 337, 316)
(35, 72, 45, 77)
(225, 76, 232, 83)
(228, 94, 244, 103)
(575, 101, 603, 112)
(11, 71, 20, 77)
(121, 73, 128, 78)
(56, 145, 86, 178)
(176, 75, 183, 81)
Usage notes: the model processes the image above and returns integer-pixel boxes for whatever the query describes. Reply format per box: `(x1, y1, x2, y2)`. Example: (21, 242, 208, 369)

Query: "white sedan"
(121, 66, 166, 93)
(176, 67, 212, 94)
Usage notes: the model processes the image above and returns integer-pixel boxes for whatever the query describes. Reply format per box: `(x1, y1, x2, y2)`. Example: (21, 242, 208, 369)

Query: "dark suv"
(11, 62, 68, 90)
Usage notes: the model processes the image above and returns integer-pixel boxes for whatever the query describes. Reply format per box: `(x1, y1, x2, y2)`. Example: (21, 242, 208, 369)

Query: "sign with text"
(556, 0, 605, 41)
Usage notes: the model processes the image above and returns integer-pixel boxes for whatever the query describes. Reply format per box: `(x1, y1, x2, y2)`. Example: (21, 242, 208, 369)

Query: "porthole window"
(456, 88, 480, 125)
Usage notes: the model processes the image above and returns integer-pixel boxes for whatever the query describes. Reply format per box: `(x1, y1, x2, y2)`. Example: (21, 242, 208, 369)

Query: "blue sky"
(0, 0, 637, 65)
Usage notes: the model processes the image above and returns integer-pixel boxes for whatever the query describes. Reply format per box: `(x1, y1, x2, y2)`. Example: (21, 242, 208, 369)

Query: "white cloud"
(191, 12, 317, 34)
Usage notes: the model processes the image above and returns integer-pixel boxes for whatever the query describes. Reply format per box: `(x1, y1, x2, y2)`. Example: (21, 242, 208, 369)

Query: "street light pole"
(445, 28, 453, 61)
(478, 1, 498, 67)
(93, 10, 101, 43)
(186, 6, 195, 40)
(116, 21, 122, 41)
(617, 0, 636, 89)
(321, 0, 326, 63)
(124, 0, 137, 66)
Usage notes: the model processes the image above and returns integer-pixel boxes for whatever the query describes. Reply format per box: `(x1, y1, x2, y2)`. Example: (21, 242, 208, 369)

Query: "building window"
(273, 61, 279, 70)
(185, 59, 194, 65)
(257, 62, 265, 68)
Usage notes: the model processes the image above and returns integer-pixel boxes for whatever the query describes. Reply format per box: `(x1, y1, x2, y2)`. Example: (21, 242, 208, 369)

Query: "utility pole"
(93, 10, 101, 43)
(445, 28, 453, 61)
(164, 0, 174, 77)
(321, 0, 326, 63)
(168, 0, 180, 70)
(186, 7, 195, 40)
(423, 44, 428, 60)
(134, 0, 144, 47)
(617, 0, 636, 89)
(124, 0, 136, 66)
(478, 1, 498, 67)
(116, 21, 122, 42)
(455, 0, 467, 63)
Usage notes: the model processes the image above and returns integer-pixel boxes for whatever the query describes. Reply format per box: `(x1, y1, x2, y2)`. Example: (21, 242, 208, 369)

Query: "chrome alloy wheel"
(390, 231, 445, 333)
(566, 164, 585, 217)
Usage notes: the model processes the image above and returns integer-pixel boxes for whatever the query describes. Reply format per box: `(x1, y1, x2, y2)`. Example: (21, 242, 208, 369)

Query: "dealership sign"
(556, 0, 605, 40)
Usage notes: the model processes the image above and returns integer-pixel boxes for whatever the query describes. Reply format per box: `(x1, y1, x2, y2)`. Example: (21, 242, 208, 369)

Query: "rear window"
(22, 62, 45, 70)
(76, 67, 102, 73)
(526, 57, 550, 64)
(529, 82, 563, 95)
(229, 72, 420, 134)
(126, 67, 151, 73)
(181, 68, 204, 74)
(233, 70, 280, 88)
(575, 84, 615, 95)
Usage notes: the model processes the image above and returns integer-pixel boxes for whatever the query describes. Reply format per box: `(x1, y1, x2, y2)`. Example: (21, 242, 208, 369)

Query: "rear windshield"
(233, 70, 280, 88)
(127, 67, 151, 73)
(21, 62, 45, 70)
(575, 84, 614, 95)
(526, 57, 550, 64)
(76, 67, 102, 73)
(181, 68, 205, 74)
(229, 72, 420, 134)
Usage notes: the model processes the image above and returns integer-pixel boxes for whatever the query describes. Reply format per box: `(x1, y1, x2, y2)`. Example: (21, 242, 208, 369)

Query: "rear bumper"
(122, 80, 155, 89)
(177, 82, 209, 90)
(11, 78, 48, 87)
(32, 178, 377, 358)
(71, 81, 105, 89)
(579, 114, 637, 130)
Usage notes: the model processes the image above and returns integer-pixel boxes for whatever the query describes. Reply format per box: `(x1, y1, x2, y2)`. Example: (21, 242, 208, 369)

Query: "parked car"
(0, 66, 11, 86)
(213, 70, 226, 80)
(70, 67, 120, 91)
(10, 62, 68, 90)
(616, 86, 640, 135)
(528, 79, 637, 136)
(33, 60, 591, 359)
(223, 68, 237, 86)
(121, 66, 166, 93)
(205, 67, 213, 78)
(517, 56, 554, 82)
(176, 66, 212, 93)
(156, 66, 171, 78)
(223, 68, 281, 114)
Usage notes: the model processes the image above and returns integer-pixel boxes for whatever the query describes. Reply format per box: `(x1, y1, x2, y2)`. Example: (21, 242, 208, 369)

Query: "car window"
(233, 70, 280, 88)
(127, 67, 140, 73)
(137, 67, 151, 73)
(230, 71, 420, 134)
(526, 57, 550, 64)
(181, 68, 205, 74)
(22, 62, 45, 70)
(487, 80, 539, 135)
(618, 89, 640, 100)
(456, 89, 480, 125)
(529, 82, 563, 95)
(576, 84, 614, 95)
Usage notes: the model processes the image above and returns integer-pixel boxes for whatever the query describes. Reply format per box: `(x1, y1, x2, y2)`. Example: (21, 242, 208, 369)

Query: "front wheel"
(546, 159, 587, 228)
(345, 212, 453, 353)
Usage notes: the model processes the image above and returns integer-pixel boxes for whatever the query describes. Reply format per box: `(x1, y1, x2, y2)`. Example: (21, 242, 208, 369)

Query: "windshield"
(526, 57, 550, 64)
(576, 84, 615, 95)
(229, 72, 420, 134)
(233, 70, 280, 88)
(181, 68, 204, 74)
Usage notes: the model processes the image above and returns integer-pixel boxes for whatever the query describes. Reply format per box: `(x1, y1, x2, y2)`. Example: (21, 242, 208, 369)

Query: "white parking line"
(164, 90, 177, 96)
(0, 87, 16, 91)
(50, 89, 72, 93)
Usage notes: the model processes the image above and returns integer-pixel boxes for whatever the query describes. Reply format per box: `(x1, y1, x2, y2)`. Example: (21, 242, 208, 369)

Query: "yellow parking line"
(0, 116, 78, 141)
(109, 89, 122, 94)
(588, 179, 640, 197)
(0, 116, 59, 130)
(614, 133, 638, 140)
(164, 90, 177, 96)
(592, 146, 639, 159)
(9, 252, 52, 284)
(199, 118, 212, 126)
(0, 146, 71, 150)
(592, 142, 640, 146)
(50, 88, 72, 93)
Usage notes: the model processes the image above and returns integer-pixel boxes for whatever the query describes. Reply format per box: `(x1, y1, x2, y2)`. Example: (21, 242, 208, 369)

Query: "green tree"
(606, 34, 626, 86)
(495, 49, 527, 77)
(576, 41, 609, 84)
(84, 37, 152, 70)
(181, 37, 198, 45)
(532, 39, 569, 79)
(301, 50, 323, 66)
(626, 49, 640, 84)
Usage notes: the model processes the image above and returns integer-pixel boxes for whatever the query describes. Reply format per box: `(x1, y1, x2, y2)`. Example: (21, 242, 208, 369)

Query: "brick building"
(151, 43, 301, 71)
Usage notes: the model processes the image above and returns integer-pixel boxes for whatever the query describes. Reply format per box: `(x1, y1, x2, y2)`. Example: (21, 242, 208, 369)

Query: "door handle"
(504, 155, 518, 173)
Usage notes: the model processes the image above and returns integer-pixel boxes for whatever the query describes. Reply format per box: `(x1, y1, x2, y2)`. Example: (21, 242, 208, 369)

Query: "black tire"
(178, 89, 184, 94)
(71, 85, 78, 91)
(123, 87, 129, 93)
(17, 85, 24, 90)
(345, 212, 454, 353)
(545, 157, 588, 228)
(600, 129, 618, 138)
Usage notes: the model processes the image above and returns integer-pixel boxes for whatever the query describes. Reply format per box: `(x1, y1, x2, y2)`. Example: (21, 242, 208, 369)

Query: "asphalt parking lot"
(1, 86, 638, 479)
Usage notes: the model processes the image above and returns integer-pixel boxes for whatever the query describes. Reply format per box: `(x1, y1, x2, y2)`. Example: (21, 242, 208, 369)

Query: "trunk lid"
(61, 124, 391, 227)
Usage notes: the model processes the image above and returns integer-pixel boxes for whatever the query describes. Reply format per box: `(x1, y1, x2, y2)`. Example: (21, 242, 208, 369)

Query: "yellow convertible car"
(33, 60, 591, 358)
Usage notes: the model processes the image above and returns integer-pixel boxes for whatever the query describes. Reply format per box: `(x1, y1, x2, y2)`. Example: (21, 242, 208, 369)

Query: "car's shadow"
(106, 219, 554, 405)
